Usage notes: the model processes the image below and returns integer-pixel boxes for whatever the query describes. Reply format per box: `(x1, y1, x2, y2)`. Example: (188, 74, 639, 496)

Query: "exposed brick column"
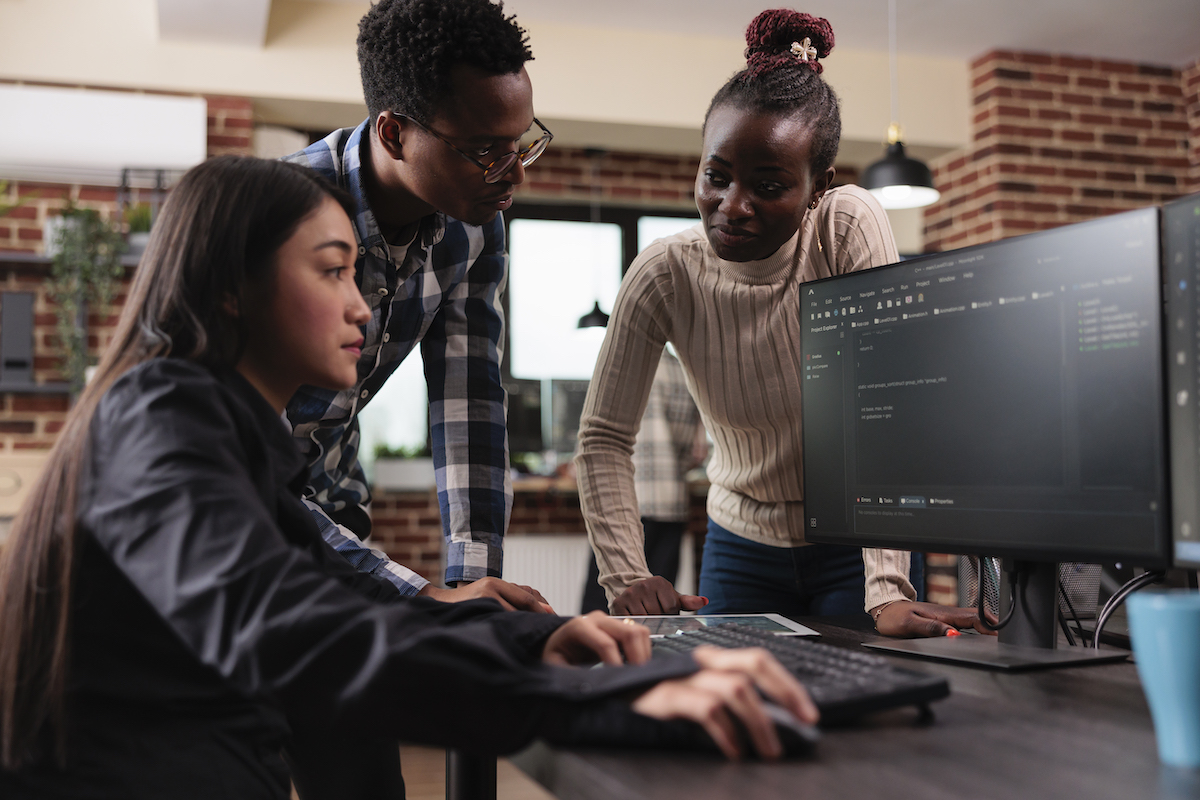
(924, 51, 1192, 252)
(206, 96, 255, 157)
(1185, 59, 1200, 193)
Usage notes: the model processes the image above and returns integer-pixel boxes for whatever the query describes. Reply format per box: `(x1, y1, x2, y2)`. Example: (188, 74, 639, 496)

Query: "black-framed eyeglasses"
(399, 115, 553, 184)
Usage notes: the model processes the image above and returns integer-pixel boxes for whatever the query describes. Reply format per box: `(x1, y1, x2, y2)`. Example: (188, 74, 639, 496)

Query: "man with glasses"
(284, 0, 552, 611)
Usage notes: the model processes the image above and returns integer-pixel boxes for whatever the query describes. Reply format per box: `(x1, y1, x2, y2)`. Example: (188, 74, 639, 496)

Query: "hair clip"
(790, 38, 817, 62)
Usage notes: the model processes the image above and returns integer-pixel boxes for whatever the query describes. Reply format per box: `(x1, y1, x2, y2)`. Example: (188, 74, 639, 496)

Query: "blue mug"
(1127, 590, 1200, 768)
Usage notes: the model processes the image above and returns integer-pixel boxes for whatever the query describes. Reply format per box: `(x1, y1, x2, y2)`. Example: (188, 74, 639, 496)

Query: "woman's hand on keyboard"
(631, 646, 818, 760)
(542, 611, 654, 666)
(874, 600, 998, 638)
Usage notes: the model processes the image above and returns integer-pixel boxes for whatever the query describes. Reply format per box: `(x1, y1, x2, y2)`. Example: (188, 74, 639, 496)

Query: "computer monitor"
(504, 378, 545, 455)
(1164, 192, 1200, 570)
(801, 206, 1168, 668)
(551, 379, 590, 457)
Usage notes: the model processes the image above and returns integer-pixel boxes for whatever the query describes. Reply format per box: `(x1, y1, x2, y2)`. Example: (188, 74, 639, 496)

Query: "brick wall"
(0, 254, 133, 450)
(1186, 59, 1200, 192)
(518, 148, 698, 209)
(924, 51, 1195, 252)
(516, 147, 860, 209)
(369, 491, 446, 579)
(0, 86, 255, 452)
(920, 50, 1199, 605)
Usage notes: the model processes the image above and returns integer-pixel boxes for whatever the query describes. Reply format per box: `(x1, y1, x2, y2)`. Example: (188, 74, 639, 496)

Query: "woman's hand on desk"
(418, 577, 554, 613)
(631, 646, 818, 761)
(542, 611, 653, 666)
(610, 576, 709, 615)
(873, 600, 998, 638)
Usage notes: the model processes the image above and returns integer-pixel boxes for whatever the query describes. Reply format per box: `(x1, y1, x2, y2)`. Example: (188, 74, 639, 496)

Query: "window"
(508, 218, 622, 381)
(637, 216, 699, 251)
(357, 350, 428, 478)
(504, 204, 698, 458)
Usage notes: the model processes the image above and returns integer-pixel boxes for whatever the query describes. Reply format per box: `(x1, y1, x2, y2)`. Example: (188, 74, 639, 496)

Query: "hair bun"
(744, 9, 835, 76)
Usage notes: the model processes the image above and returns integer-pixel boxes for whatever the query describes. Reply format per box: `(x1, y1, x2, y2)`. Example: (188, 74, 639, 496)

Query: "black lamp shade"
(577, 301, 610, 329)
(861, 141, 940, 209)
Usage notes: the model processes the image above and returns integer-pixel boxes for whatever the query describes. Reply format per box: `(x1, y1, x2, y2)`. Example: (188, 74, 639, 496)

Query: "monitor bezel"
(1163, 192, 1200, 569)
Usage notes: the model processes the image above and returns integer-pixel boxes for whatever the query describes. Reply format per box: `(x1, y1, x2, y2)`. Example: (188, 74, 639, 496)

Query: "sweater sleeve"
(823, 186, 919, 611)
(575, 245, 676, 603)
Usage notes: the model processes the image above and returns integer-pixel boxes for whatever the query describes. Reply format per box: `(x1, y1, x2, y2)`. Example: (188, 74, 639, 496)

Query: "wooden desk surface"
(512, 619, 1200, 800)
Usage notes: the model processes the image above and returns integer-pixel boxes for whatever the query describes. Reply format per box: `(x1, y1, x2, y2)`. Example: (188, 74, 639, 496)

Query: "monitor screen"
(1165, 192, 1200, 569)
(504, 378, 545, 454)
(551, 379, 590, 456)
(801, 207, 1170, 567)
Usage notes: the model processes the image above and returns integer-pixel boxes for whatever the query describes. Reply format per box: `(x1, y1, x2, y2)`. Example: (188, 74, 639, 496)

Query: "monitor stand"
(863, 561, 1130, 671)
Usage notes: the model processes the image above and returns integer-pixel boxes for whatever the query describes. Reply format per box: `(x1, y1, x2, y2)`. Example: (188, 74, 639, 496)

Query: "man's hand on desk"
(873, 600, 998, 638)
(541, 611, 653, 666)
(610, 576, 709, 615)
(418, 577, 555, 613)
(632, 646, 818, 761)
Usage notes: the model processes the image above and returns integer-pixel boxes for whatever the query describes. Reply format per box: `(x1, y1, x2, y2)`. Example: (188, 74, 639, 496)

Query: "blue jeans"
(697, 520, 867, 618)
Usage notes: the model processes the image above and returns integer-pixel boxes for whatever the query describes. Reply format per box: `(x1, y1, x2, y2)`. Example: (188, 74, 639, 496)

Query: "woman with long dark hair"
(0, 156, 814, 798)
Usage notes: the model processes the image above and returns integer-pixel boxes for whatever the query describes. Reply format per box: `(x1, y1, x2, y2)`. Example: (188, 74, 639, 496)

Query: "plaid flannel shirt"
(284, 121, 512, 596)
(632, 350, 705, 522)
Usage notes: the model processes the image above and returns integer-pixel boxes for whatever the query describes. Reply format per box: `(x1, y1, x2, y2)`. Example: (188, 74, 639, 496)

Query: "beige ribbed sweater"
(575, 185, 916, 611)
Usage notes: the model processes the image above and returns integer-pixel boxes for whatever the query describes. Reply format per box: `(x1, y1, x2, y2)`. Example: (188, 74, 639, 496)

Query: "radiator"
(502, 534, 593, 617)
(502, 532, 697, 617)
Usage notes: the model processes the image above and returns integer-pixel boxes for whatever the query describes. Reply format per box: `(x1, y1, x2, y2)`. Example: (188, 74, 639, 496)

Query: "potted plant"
(47, 206, 126, 394)
(0, 180, 19, 216)
(124, 203, 153, 256)
(372, 442, 436, 491)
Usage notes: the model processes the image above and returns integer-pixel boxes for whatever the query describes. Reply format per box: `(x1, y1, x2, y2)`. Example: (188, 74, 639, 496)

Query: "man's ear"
(375, 111, 407, 161)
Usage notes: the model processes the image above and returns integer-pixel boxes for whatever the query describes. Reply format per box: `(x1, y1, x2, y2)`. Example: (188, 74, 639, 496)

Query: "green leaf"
(46, 205, 127, 393)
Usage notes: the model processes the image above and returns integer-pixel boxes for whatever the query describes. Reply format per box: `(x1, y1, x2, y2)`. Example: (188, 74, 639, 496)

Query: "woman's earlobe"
(812, 167, 836, 206)
(222, 293, 239, 318)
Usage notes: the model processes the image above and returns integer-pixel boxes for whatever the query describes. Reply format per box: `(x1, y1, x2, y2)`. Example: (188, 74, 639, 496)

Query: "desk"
(512, 619, 1200, 800)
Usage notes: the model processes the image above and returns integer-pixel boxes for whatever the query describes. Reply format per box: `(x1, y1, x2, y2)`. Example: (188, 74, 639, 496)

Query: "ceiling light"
(860, 0, 940, 210)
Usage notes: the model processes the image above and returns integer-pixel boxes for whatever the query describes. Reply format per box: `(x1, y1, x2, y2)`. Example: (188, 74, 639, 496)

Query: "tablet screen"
(609, 613, 819, 638)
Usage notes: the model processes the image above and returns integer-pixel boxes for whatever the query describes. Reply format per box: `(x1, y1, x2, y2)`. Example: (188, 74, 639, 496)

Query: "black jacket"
(0, 360, 694, 799)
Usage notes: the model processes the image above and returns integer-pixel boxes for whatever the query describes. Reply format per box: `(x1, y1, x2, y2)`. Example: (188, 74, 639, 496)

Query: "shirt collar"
(218, 367, 308, 490)
(342, 120, 448, 253)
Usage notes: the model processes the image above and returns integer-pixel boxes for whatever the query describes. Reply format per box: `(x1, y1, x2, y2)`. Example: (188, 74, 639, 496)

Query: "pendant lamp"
(860, 0, 940, 210)
(577, 300, 610, 329)
(578, 148, 611, 329)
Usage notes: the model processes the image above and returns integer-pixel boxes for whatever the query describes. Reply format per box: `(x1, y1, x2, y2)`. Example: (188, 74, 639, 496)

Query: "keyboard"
(652, 623, 950, 724)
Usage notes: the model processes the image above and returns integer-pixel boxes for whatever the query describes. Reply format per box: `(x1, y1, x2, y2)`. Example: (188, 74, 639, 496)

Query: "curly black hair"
(704, 9, 841, 175)
(357, 0, 533, 124)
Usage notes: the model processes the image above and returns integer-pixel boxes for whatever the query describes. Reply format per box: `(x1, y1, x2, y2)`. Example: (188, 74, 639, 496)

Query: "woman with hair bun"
(577, 9, 988, 637)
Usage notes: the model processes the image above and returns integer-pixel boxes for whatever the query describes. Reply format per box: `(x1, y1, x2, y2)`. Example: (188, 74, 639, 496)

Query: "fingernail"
(945, 629, 961, 637)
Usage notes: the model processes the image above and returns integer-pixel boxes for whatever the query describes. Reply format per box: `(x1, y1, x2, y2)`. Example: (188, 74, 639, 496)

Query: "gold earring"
(809, 197, 820, 210)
